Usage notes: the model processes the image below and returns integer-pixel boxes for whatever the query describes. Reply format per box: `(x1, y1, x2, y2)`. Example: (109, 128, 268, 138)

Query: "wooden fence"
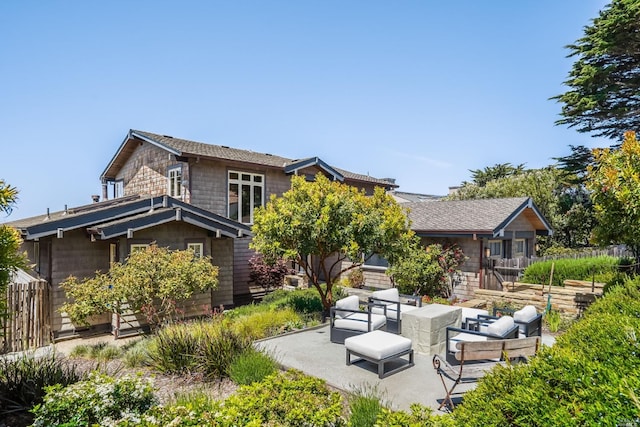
(1, 279, 51, 353)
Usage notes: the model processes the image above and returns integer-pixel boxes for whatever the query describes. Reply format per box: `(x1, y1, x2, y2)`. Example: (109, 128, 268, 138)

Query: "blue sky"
(1, 1, 611, 220)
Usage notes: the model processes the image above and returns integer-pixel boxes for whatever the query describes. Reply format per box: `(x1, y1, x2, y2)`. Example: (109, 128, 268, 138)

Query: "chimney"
(91, 195, 100, 203)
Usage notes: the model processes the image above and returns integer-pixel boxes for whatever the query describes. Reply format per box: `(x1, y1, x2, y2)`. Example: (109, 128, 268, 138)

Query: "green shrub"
(218, 370, 346, 426)
(122, 338, 153, 368)
(347, 385, 387, 427)
(119, 370, 346, 427)
(229, 307, 304, 340)
(30, 372, 156, 426)
(374, 403, 448, 426)
(228, 348, 278, 385)
(544, 309, 562, 333)
(0, 354, 83, 420)
(521, 256, 619, 287)
(148, 320, 250, 378)
(451, 281, 640, 426)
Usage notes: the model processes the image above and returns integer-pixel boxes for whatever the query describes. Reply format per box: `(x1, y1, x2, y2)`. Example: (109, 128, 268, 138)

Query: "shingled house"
(407, 197, 552, 299)
(362, 197, 553, 300)
(5, 129, 397, 338)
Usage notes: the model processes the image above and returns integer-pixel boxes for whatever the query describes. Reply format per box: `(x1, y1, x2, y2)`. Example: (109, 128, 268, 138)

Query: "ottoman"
(344, 330, 414, 378)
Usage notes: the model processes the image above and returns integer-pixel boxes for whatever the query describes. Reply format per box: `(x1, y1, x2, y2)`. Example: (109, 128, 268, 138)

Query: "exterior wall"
(22, 221, 235, 338)
(48, 231, 112, 337)
(188, 159, 292, 215)
(233, 237, 254, 298)
(117, 141, 191, 202)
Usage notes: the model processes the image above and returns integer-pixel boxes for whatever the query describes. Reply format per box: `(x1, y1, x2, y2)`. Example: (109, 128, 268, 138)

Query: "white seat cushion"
(334, 295, 360, 318)
(371, 303, 420, 320)
(344, 330, 412, 360)
(371, 288, 399, 303)
(449, 332, 487, 352)
(513, 305, 538, 323)
(460, 307, 489, 325)
(487, 315, 515, 336)
(334, 312, 386, 332)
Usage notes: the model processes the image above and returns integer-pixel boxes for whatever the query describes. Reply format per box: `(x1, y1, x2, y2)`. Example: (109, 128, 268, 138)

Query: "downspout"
(479, 240, 484, 289)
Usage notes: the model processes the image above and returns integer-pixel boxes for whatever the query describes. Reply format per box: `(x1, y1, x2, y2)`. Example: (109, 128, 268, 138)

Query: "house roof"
(389, 190, 443, 203)
(405, 197, 553, 238)
(101, 129, 397, 188)
(5, 195, 251, 241)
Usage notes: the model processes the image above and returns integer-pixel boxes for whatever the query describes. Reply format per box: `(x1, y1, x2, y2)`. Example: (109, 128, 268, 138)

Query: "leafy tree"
(553, 145, 595, 185)
(60, 244, 218, 331)
(554, 0, 640, 139)
(0, 180, 28, 328)
(467, 163, 525, 187)
(586, 131, 640, 260)
(0, 180, 18, 215)
(250, 174, 413, 312)
(388, 243, 467, 298)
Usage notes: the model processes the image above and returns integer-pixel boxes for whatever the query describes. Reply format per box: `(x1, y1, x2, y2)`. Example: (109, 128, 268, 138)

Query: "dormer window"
(168, 166, 182, 198)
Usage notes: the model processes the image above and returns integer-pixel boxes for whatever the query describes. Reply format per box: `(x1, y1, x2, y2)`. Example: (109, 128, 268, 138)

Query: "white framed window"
(488, 240, 502, 257)
(168, 166, 182, 198)
(514, 239, 526, 257)
(228, 171, 264, 224)
(130, 243, 149, 254)
(114, 180, 124, 198)
(187, 242, 204, 258)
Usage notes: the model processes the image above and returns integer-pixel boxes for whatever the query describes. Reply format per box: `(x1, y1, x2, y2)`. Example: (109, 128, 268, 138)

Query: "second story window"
(114, 180, 124, 198)
(228, 171, 264, 224)
(168, 166, 182, 198)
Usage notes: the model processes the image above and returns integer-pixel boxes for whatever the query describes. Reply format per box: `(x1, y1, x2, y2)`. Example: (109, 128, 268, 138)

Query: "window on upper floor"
(168, 166, 182, 198)
(228, 171, 264, 224)
(114, 180, 124, 198)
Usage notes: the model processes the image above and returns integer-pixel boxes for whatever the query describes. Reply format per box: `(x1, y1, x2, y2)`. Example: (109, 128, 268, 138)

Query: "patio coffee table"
(344, 330, 414, 379)
(401, 304, 461, 356)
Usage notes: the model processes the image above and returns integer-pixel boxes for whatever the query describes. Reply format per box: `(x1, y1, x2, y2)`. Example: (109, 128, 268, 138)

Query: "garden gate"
(1, 279, 51, 353)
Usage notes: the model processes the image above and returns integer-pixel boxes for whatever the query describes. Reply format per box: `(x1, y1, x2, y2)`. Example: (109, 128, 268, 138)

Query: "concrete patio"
(255, 323, 557, 412)
(253, 325, 448, 411)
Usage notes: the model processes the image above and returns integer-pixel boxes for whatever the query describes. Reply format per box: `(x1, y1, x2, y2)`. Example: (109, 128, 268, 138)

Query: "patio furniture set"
(329, 289, 543, 407)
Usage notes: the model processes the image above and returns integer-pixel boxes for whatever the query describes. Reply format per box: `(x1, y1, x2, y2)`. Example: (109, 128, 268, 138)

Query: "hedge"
(520, 256, 619, 287)
(450, 279, 640, 426)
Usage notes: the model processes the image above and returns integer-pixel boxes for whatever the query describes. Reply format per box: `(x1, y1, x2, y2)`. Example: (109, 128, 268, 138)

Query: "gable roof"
(405, 197, 553, 238)
(101, 129, 397, 188)
(6, 195, 251, 241)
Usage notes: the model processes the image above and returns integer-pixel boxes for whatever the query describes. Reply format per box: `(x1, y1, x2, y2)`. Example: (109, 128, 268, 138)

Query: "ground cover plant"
(30, 372, 156, 426)
(112, 369, 346, 427)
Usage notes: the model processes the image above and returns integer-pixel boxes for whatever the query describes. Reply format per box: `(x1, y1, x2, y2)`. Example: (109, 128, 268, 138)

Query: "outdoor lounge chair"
(330, 295, 387, 344)
(480, 305, 543, 337)
(368, 288, 422, 334)
(445, 315, 519, 355)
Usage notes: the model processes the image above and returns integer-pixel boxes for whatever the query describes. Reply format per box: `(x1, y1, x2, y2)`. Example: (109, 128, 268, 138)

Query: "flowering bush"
(248, 255, 294, 290)
(30, 372, 157, 426)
